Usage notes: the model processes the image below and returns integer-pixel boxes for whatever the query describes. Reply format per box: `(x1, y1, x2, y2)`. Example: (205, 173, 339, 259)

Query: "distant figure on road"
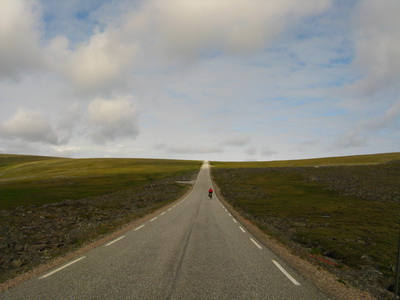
(208, 188, 213, 199)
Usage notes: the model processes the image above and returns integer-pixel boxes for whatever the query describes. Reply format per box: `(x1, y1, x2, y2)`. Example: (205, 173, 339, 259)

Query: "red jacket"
(209, 188, 213, 193)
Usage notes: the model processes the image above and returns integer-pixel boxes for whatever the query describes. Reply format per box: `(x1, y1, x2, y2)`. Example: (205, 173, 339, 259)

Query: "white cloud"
(222, 134, 250, 147)
(87, 96, 139, 144)
(59, 30, 137, 91)
(0, 109, 59, 144)
(261, 147, 277, 157)
(50, 145, 80, 157)
(0, 1, 398, 161)
(245, 147, 257, 156)
(156, 143, 224, 155)
(333, 101, 400, 150)
(349, 0, 400, 99)
(0, 0, 45, 79)
(143, 0, 332, 60)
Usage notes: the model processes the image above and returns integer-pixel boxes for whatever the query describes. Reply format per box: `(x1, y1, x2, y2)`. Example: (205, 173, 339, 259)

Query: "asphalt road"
(0, 161, 331, 300)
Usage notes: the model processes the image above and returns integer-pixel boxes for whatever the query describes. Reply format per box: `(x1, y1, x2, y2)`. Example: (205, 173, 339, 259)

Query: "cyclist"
(208, 188, 213, 198)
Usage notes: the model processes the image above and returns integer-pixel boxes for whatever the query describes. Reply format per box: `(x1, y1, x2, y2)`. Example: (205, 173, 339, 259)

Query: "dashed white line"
(228, 213, 232, 217)
(272, 260, 300, 286)
(134, 224, 145, 231)
(40, 256, 86, 279)
(250, 238, 263, 249)
(150, 217, 158, 222)
(161, 212, 166, 215)
(239, 226, 246, 233)
(106, 236, 125, 246)
(232, 218, 237, 223)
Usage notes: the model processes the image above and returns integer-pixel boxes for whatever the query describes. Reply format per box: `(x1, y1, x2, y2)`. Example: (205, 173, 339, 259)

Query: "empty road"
(1, 161, 331, 299)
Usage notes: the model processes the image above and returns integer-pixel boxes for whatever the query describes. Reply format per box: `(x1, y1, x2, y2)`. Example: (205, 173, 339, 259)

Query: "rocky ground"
(0, 177, 194, 285)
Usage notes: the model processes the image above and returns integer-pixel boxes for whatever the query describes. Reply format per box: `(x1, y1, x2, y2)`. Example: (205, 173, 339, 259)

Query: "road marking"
(161, 212, 166, 215)
(150, 217, 158, 222)
(168, 208, 172, 211)
(106, 236, 125, 246)
(250, 238, 263, 249)
(228, 213, 232, 216)
(40, 256, 86, 279)
(232, 218, 237, 223)
(134, 225, 145, 231)
(239, 226, 246, 233)
(272, 260, 300, 286)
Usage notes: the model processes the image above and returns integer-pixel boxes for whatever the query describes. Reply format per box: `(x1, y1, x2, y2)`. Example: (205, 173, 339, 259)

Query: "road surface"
(0, 161, 331, 299)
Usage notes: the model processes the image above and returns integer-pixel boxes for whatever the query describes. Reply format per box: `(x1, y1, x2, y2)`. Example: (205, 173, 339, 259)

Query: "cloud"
(58, 30, 137, 91)
(349, 0, 400, 99)
(87, 96, 139, 144)
(333, 132, 367, 149)
(51, 145, 80, 158)
(245, 147, 257, 156)
(2, 0, 333, 92)
(156, 143, 224, 154)
(47, 0, 333, 92)
(0, 0, 45, 79)
(332, 101, 400, 150)
(0, 109, 59, 144)
(221, 134, 250, 147)
(261, 147, 277, 157)
(148, 0, 332, 59)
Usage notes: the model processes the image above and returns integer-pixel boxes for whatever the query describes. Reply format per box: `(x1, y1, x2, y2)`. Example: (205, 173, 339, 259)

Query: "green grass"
(211, 152, 400, 278)
(0, 155, 202, 210)
(212, 152, 400, 168)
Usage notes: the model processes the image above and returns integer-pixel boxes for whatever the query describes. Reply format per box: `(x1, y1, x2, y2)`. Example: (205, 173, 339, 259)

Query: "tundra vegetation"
(211, 152, 400, 299)
(0, 154, 201, 284)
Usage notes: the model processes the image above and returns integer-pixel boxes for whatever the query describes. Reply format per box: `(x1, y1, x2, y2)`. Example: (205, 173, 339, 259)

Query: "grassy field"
(211, 152, 400, 297)
(0, 154, 202, 210)
(212, 152, 400, 168)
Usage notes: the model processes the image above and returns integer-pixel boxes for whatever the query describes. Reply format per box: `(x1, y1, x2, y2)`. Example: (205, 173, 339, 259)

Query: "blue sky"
(0, 0, 399, 161)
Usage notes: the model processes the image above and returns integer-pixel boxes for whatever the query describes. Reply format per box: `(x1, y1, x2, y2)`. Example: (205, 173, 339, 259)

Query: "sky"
(0, 0, 399, 161)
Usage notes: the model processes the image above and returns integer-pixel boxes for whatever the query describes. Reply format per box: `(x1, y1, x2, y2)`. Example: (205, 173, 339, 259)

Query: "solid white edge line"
(250, 238, 263, 249)
(134, 224, 145, 231)
(239, 226, 246, 233)
(106, 236, 125, 246)
(40, 256, 86, 279)
(272, 260, 301, 286)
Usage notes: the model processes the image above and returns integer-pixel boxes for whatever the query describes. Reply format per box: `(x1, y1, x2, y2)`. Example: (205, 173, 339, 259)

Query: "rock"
(29, 244, 48, 252)
(10, 259, 23, 268)
(389, 264, 397, 273)
(361, 254, 370, 260)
